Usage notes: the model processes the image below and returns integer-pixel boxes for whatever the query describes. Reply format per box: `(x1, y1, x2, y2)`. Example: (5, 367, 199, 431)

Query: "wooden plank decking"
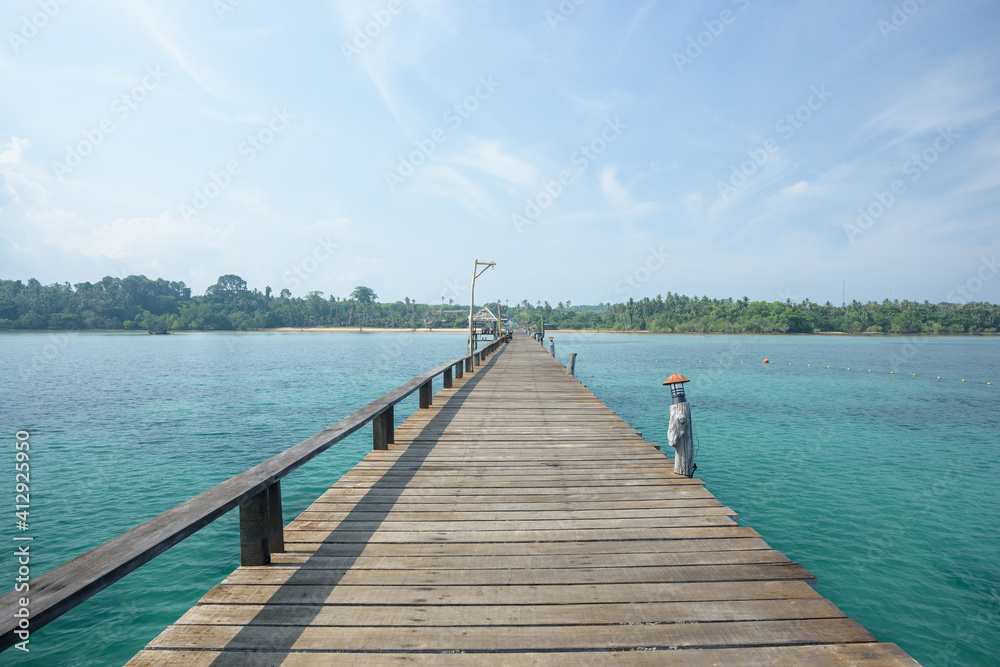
(130, 334, 918, 665)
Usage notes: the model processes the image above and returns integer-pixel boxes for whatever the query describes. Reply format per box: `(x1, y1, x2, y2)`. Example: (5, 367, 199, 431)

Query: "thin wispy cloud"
(1, 0, 998, 305)
(862, 56, 1000, 148)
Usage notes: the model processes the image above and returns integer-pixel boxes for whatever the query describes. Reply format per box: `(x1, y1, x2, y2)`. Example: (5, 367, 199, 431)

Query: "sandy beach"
(267, 327, 465, 333)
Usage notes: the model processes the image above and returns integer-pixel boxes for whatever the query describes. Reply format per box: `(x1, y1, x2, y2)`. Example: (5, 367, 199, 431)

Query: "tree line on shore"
(0, 274, 997, 334)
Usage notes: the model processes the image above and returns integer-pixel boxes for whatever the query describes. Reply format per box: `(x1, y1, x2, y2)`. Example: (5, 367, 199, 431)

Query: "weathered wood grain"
(129, 643, 920, 666)
(0, 338, 508, 652)
(123, 333, 918, 665)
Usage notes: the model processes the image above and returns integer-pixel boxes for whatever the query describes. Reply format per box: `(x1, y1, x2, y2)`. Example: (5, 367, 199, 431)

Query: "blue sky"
(1, 0, 998, 307)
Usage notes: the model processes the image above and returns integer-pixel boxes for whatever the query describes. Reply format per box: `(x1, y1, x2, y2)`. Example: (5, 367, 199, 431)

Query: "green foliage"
(0, 275, 468, 331)
(1, 277, 997, 334)
(511, 293, 1000, 335)
(350, 285, 378, 303)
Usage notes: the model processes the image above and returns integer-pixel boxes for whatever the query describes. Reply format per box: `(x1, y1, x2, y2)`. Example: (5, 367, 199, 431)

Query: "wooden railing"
(0, 335, 511, 652)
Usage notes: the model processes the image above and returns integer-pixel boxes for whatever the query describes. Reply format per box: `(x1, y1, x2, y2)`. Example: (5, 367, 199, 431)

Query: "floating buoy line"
(606, 357, 993, 386)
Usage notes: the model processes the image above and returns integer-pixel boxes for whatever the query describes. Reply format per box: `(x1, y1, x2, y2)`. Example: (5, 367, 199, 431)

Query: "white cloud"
(449, 139, 541, 190)
(680, 191, 702, 221)
(618, 0, 659, 56)
(329, 0, 452, 138)
(774, 180, 815, 201)
(114, 2, 220, 99)
(598, 164, 659, 219)
(600, 165, 631, 207)
(0, 133, 238, 287)
(863, 56, 1000, 147)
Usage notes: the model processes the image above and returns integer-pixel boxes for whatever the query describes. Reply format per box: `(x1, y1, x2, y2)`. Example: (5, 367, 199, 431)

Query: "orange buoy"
(763, 359, 769, 364)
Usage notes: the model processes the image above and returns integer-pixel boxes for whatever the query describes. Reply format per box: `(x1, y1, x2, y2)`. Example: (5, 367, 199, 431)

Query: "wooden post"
(455, 361, 464, 378)
(548, 338, 555, 357)
(469, 263, 476, 357)
(239, 487, 272, 566)
(474, 352, 480, 366)
(419, 381, 432, 408)
(668, 401, 695, 477)
(568, 352, 577, 376)
(465, 357, 472, 373)
(469, 260, 496, 356)
(266, 481, 284, 554)
(373, 406, 393, 450)
(443, 367, 452, 388)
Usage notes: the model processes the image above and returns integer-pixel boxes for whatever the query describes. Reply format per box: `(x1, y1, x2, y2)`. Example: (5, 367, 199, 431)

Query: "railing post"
(444, 367, 452, 388)
(419, 381, 432, 408)
(266, 480, 284, 554)
(373, 406, 394, 450)
(240, 485, 273, 566)
(455, 360, 464, 378)
(465, 357, 472, 373)
(549, 338, 555, 357)
(568, 352, 577, 376)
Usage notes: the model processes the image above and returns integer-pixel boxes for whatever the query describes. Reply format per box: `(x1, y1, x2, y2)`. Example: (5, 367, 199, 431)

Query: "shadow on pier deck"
(129, 334, 918, 665)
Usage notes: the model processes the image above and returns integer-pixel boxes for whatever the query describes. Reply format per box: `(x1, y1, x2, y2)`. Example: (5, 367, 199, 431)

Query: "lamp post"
(664, 373, 689, 404)
(469, 260, 495, 356)
(662, 373, 695, 477)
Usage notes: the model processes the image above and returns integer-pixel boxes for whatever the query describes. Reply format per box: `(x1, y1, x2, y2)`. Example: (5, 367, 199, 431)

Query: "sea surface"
(1, 331, 998, 666)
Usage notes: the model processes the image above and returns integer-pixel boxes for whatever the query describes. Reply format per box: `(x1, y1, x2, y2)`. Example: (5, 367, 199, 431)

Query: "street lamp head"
(662, 373, 690, 404)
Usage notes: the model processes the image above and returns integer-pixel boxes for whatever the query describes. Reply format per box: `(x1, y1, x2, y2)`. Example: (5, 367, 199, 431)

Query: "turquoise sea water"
(2, 331, 998, 666)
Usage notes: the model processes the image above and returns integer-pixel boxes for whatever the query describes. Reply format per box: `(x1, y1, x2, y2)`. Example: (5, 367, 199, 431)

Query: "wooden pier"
(127, 334, 917, 665)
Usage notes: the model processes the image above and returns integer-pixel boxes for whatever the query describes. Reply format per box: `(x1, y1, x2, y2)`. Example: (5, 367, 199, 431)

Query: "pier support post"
(663, 374, 695, 477)
(667, 401, 694, 477)
(373, 406, 394, 450)
(455, 361, 464, 378)
(568, 352, 577, 376)
(240, 483, 279, 566)
(465, 357, 473, 373)
(419, 381, 432, 409)
(444, 367, 452, 389)
(266, 481, 284, 554)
